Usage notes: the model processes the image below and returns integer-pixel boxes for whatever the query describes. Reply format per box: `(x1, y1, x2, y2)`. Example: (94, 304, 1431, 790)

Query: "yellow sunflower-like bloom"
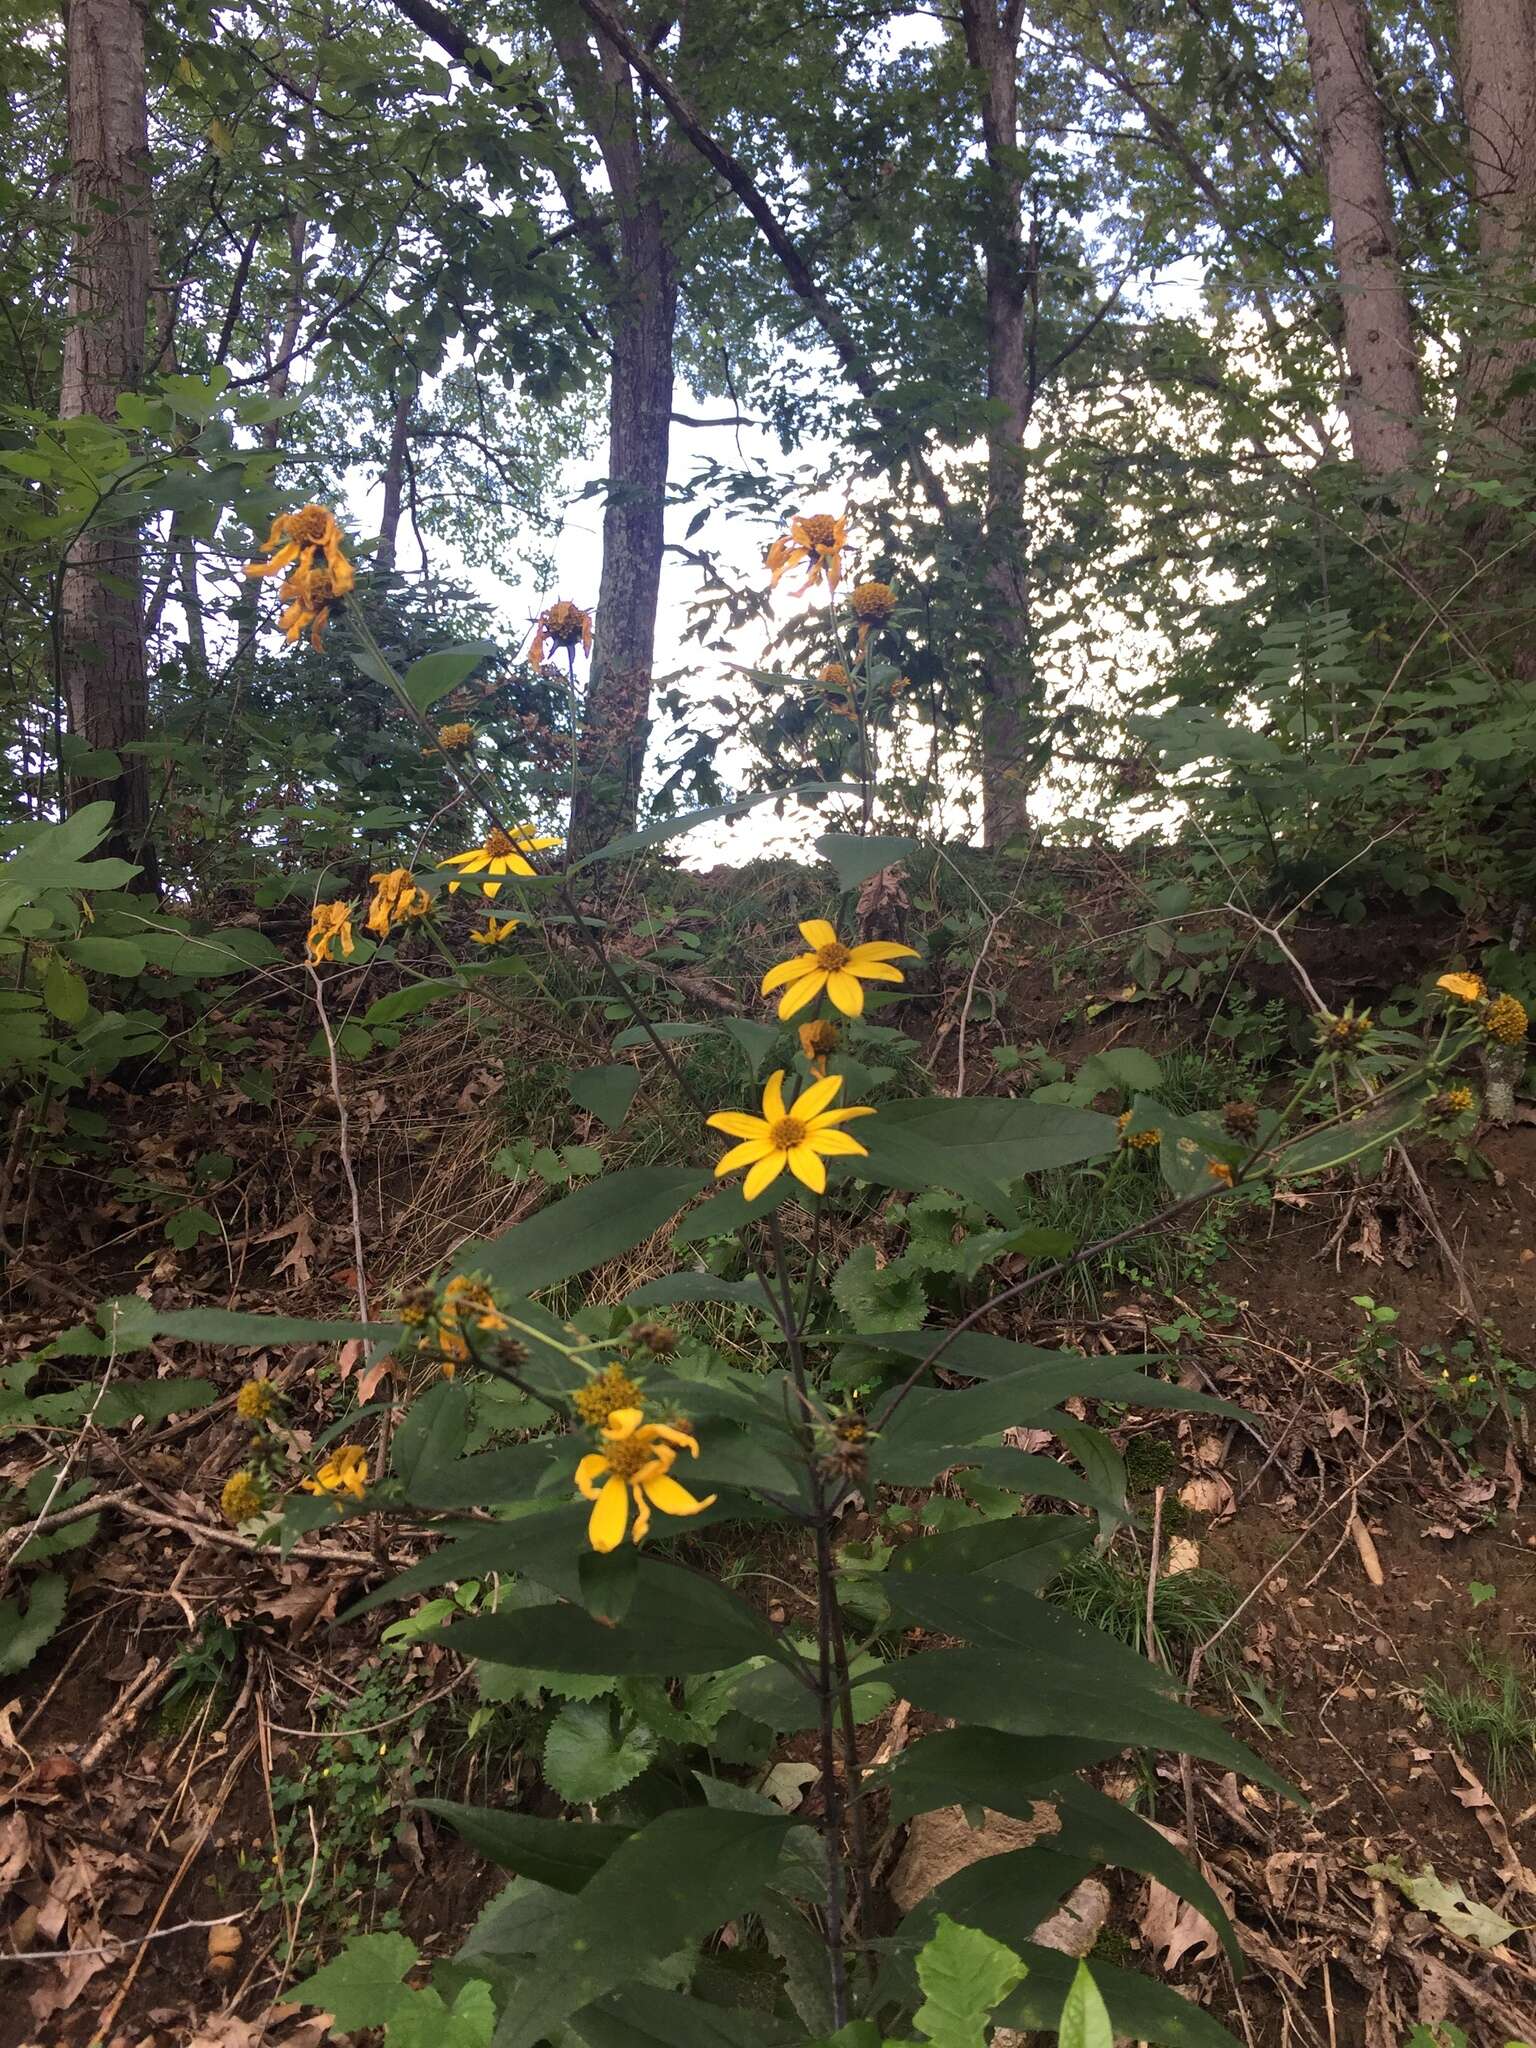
(305, 899, 356, 966)
(575, 1407, 715, 1552)
(437, 721, 475, 750)
(236, 1379, 279, 1424)
(1437, 972, 1486, 1004)
(529, 600, 593, 666)
(245, 503, 354, 587)
(767, 512, 846, 595)
(438, 825, 561, 899)
(366, 867, 431, 937)
(851, 579, 895, 651)
(301, 1443, 368, 1500)
(708, 1068, 874, 1200)
(469, 916, 520, 945)
(1485, 992, 1528, 1044)
(220, 1471, 265, 1523)
(761, 919, 918, 1019)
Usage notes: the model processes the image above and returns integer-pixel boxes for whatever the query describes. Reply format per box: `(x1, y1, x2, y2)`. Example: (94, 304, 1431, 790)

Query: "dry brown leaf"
(1178, 1474, 1235, 1520)
(1141, 1877, 1222, 1972)
(1030, 1877, 1110, 1958)
(1164, 1535, 1201, 1575)
(255, 1212, 318, 1289)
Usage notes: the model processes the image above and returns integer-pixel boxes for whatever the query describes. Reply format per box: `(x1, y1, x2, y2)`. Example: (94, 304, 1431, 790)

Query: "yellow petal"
(630, 1481, 653, 1544)
(715, 1138, 775, 1175)
(641, 1423, 700, 1455)
(777, 970, 828, 1019)
(787, 1145, 827, 1193)
(575, 1453, 609, 1500)
(847, 941, 919, 964)
(707, 1111, 769, 1139)
(790, 1072, 843, 1122)
(825, 971, 865, 1016)
(761, 1070, 788, 1124)
(588, 1475, 630, 1551)
(641, 1474, 716, 1519)
(810, 1104, 876, 1126)
(438, 850, 482, 871)
(762, 953, 817, 995)
(478, 877, 503, 899)
(1436, 972, 1485, 1002)
(807, 1126, 869, 1158)
(603, 1407, 644, 1439)
(799, 919, 839, 950)
(742, 1151, 787, 1202)
(848, 958, 906, 983)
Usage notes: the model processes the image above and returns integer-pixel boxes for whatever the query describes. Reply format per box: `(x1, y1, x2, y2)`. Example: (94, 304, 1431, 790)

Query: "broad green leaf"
(572, 1983, 794, 2048)
(721, 1014, 782, 1078)
(913, 1914, 1027, 2048)
(457, 1166, 709, 1297)
(1076, 1047, 1162, 1095)
(392, 1379, 471, 1492)
(43, 954, 88, 1025)
(997, 1946, 1239, 2047)
(389, 1981, 496, 2048)
(855, 1099, 1117, 1219)
(364, 982, 459, 1025)
(542, 1700, 658, 1802)
(884, 1574, 1177, 1694)
(1058, 1961, 1115, 2048)
(0, 1572, 67, 1675)
(626, 1272, 776, 1311)
(418, 1801, 634, 1890)
(567, 1063, 642, 1130)
(402, 640, 497, 710)
(340, 1522, 541, 1621)
(816, 833, 918, 891)
(889, 1515, 1091, 1586)
(64, 935, 146, 975)
(671, 1176, 796, 1243)
(497, 1807, 796, 2048)
(1048, 1781, 1239, 1965)
(400, 1440, 561, 1510)
(288, 1931, 419, 2028)
(124, 1305, 397, 1346)
(574, 784, 857, 869)
(862, 1330, 1248, 1425)
(884, 1729, 1122, 1825)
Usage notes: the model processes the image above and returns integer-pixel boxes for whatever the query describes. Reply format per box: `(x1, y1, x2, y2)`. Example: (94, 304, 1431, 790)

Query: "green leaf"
(393, 1379, 471, 1492)
(389, 1981, 495, 2048)
(862, 1330, 1248, 1426)
(721, 1014, 782, 1079)
(64, 935, 146, 975)
(889, 1515, 1091, 1587)
(857, 1099, 1117, 1219)
(626, 1272, 776, 1311)
(574, 784, 857, 869)
(997, 1946, 1239, 2047)
(816, 833, 918, 891)
(1058, 1961, 1114, 2048)
(433, 1559, 789, 1675)
(567, 1064, 642, 1131)
(419, 1801, 634, 1889)
(913, 1914, 1027, 2048)
(43, 954, 88, 1025)
(542, 1700, 658, 1802)
(288, 1931, 419, 2028)
(884, 1729, 1122, 1825)
(579, 1545, 640, 1625)
(572, 1984, 792, 2048)
(457, 1166, 709, 1298)
(1367, 1858, 1519, 1948)
(1076, 1047, 1162, 1095)
(364, 982, 459, 1025)
(0, 1572, 67, 1675)
(884, 1574, 1178, 1694)
(401, 640, 497, 711)
(831, 1244, 928, 1333)
(119, 1304, 395, 1346)
(496, 1808, 796, 2048)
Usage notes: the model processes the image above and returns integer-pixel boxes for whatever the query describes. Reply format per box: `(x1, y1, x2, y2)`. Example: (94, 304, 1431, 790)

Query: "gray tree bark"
(1456, 0, 1536, 459)
(376, 380, 415, 576)
(58, 0, 153, 879)
(1298, 0, 1425, 477)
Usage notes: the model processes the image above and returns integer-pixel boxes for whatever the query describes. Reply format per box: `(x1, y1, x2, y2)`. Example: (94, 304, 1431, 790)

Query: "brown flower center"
(602, 1434, 658, 1481)
(289, 505, 332, 544)
(484, 828, 516, 857)
(546, 600, 586, 643)
(801, 514, 838, 547)
(769, 1116, 809, 1149)
(815, 941, 851, 971)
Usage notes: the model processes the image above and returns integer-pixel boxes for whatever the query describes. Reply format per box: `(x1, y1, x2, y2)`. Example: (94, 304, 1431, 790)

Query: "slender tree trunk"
(180, 541, 208, 687)
(571, 224, 678, 856)
(1298, 0, 1425, 477)
(376, 379, 414, 576)
(58, 0, 153, 880)
(961, 0, 1037, 849)
(1455, 0, 1536, 458)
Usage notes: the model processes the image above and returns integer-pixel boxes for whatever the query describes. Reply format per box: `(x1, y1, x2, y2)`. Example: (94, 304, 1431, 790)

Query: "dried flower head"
(1428, 1085, 1476, 1122)
(1484, 992, 1528, 1045)
(305, 899, 356, 966)
(766, 513, 847, 595)
(365, 868, 430, 938)
(530, 600, 592, 665)
(1317, 1008, 1372, 1050)
(1221, 1099, 1260, 1140)
(626, 1321, 678, 1357)
(1436, 972, 1486, 1004)
(850, 580, 895, 623)
(437, 721, 475, 750)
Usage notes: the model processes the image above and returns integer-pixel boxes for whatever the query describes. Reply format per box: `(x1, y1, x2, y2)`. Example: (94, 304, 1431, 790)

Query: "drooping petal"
(707, 1110, 770, 1140)
(641, 1423, 701, 1455)
(786, 1145, 827, 1193)
(762, 953, 818, 995)
(641, 1473, 716, 1519)
(588, 1475, 630, 1552)
(574, 1453, 609, 1501)
(715, 1138, 775, 1175)
(777, 969, 829, 1019)
(629, 1482, 652, 1544)
(824, 971, 866, 1016)
(847, 941, 919, 964)
(799, 919, 839, 950)
(761, 1070, 788, 1124)
(790, 1072, 843, 1122)
(846, 958, 906, 983)
(602, 1407, 644, 1440)
(806, 1126, 869, 1158)
(742, 1151, 787, 1202)
(809, 1104, 876, 1126)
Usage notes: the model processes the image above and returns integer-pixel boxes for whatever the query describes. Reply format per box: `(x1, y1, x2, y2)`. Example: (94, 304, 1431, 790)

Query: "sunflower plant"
(157, 500, 1513, 2048)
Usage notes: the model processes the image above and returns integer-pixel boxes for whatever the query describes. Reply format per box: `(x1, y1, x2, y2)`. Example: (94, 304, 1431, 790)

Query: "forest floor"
(2, 853, 1535, 2048)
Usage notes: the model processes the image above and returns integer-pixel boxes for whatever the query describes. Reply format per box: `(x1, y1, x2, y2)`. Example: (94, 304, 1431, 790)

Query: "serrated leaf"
(288, 1931, 419, 2028)
(542, 1699, 658, 1802)
(832, 1244, 929, 1333)
(0, 1572, 67, 1675)
(913, 1913, 1027, 2048)
(1367, 1858, 1518, 1949)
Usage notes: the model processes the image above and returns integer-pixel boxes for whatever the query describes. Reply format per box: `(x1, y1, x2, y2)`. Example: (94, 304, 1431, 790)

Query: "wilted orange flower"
(366, 868, 430, 937)
(530, 600, 592, 665)
(767, 513, 846, 595)
(246, 503, 354, 589)
(851, 579, 895, 649)
(305, 899, 355, 965)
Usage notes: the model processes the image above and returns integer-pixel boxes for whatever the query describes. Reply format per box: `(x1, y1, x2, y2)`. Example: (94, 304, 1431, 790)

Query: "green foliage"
(1420, 1645, 1536, 1791)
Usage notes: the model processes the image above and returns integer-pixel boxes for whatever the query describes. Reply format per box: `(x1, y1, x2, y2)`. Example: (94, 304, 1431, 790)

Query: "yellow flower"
(469, 916, 520, 945)
(818, 661, 851, 689)
(220, 1471, 265, 1523)
(574, 1407, 715, 1552)
(708, 1068, 874, 1200)
(1429, 1085, 1476, 1122)
(437, 721, 475, 750)
(761, 919, 918, 1019)
(798, 1017, 840, 1075)
(814, 662, 858, 719)
(573, 1362, 646, 1429)
(529, 600, 592, 666)
(305, 899, 356, 966)
(442, 1274, 509, 1333)
(1485, 992, 1527, 1045)
(245, 503, 354, 589)
(365, 868, 430, 937)
(850, 579, 895, 623)
(301, 1443, 368, 1500)
(767, 512, 847, 595)
(438, 824, 561, 899)
(1437, 972, 1486, 1004)
(1207, 1159, 1235, 1187)
(236, 1379, 279, 1424)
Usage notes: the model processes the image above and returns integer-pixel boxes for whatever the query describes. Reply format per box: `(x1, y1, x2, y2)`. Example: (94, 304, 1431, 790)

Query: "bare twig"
(3, 1912, 245, 1965)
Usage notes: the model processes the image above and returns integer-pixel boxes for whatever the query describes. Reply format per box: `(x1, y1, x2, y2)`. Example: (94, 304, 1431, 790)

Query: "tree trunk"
(1455, 0, 1536, 459)
(376, 379, 414, 576)
(961, 0, 1037, 849)
(570, 226, 677, 856)
(1298, 0, 1425, 477)
(58, 0, 153, 879)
